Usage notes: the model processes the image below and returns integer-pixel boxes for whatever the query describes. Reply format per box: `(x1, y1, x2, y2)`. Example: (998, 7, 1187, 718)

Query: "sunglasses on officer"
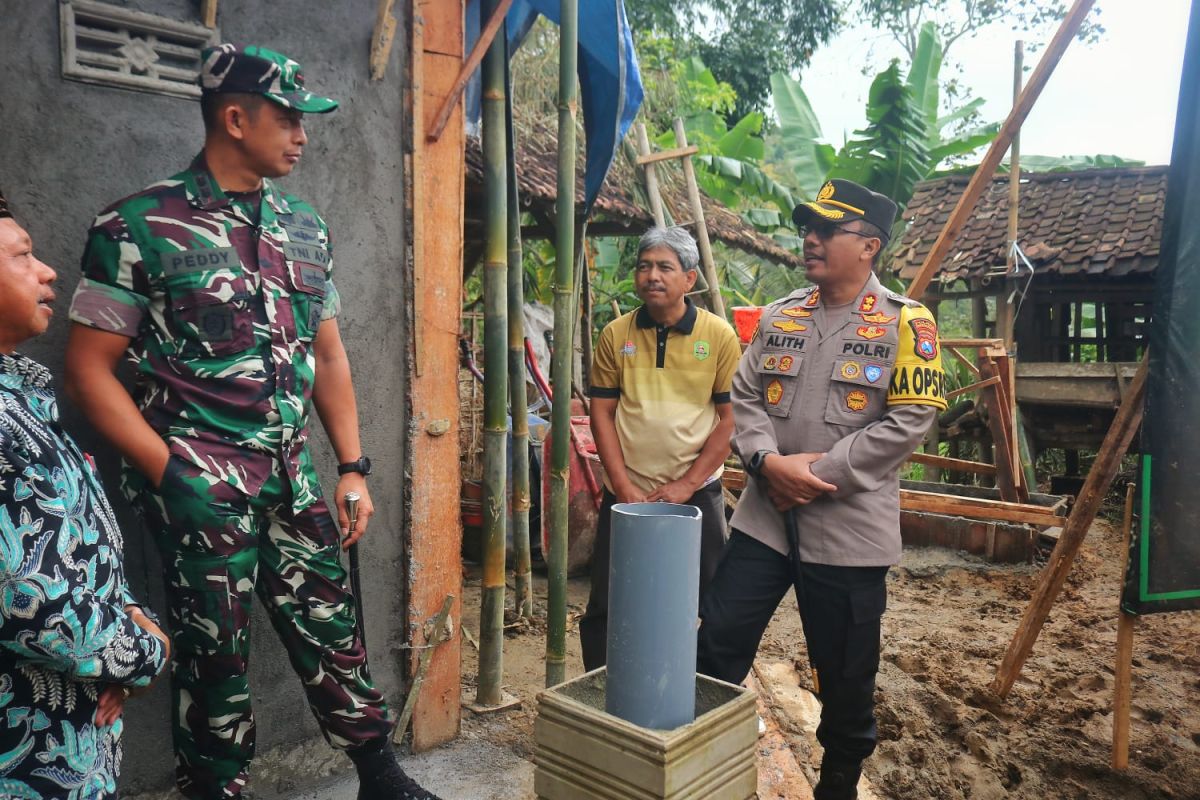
(799, 220, 879, 241)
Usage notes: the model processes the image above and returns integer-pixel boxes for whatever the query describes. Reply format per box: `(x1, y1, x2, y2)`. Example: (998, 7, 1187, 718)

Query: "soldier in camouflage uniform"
(64, 45, 440, 800)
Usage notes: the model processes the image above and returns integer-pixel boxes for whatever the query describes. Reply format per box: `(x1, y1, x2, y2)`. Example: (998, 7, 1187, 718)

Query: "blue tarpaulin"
(465, 0, 643, 214)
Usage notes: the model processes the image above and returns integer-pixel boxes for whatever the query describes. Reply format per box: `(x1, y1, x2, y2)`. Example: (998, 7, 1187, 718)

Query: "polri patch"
(864, 364, 884, 384)
(161, 247, 240, 276)
(909, 318, 939, 361)
(858, 294, 878, 313)
(778, 355, 795, 373)
(762, 355, 779, 370)
(772, 319, 808, 333)
(846, 390, 868, 412)
(781, 306, 813, 318)
(282, 241, 331, 267)
(803, 289, 821, 308)
(840, 361, 862, 380)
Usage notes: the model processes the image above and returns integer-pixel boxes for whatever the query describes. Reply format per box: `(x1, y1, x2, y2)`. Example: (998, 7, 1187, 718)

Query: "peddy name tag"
(161, 247, 241, 275)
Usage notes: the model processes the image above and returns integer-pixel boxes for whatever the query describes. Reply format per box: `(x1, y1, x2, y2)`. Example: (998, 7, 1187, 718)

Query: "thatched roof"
(464, 134, 801, 267)
(890, 166, 1167, 284)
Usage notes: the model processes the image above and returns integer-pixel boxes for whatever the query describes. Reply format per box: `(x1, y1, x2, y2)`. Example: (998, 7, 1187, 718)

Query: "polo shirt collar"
(635, 297, 697, 334)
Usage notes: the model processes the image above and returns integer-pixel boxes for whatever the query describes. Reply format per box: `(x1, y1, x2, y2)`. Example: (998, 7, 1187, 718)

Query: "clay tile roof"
(890, 166, 1168, 283)
(464, 135, 801, 267)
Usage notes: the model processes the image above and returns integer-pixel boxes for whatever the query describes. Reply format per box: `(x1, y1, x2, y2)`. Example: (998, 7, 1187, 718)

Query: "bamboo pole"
(906, 0, 1096, 301)
(1112, 482, 1137, 770)
(546, 0, 578, 688)
(507, 81, 533, 621)
(635, 122, 667, 227)
(991, 355, 1148, 699)
(673, 119, 726, 318)
(996, 40, 1023, 349)
(476, 0, 509, 707)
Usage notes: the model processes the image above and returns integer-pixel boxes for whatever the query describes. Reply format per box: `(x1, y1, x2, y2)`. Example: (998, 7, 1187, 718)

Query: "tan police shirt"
(591, 299, 741, 494)
(730, 273, 947, 566)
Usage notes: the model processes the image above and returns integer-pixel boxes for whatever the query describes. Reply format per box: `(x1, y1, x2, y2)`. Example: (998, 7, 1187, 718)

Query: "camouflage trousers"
(126, 453, 391, 800)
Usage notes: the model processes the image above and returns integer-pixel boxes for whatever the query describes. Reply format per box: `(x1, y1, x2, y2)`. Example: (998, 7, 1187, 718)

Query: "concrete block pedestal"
(534, 668, 757, 799)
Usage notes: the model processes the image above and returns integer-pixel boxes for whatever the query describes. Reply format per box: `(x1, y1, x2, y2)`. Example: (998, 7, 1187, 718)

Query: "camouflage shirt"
(69, 153, 342, 512)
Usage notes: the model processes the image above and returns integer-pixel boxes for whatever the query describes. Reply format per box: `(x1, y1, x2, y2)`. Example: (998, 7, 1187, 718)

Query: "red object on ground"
(732, 306, 764, 344)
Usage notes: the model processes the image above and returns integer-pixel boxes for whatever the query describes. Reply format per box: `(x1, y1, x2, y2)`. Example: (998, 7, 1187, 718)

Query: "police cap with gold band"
(199, 43, 338, 114)
(792, 179, 898, 243)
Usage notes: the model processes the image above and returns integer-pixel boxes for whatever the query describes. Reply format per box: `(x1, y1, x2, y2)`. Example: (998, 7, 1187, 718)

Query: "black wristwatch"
(746, 450, 774, 478)
(337, 456, 373, 477)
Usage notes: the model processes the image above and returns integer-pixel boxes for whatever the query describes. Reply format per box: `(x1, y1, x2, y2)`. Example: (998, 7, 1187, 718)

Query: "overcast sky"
(799, 0, 1191, 167)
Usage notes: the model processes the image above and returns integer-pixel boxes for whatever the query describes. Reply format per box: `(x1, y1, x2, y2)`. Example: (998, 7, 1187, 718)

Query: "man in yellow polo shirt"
(580, 226, 741, 670)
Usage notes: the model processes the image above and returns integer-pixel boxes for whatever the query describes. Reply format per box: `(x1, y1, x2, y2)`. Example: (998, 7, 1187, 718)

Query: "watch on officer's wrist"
(747, 450, 775, 478)
(337, 456, 373, 477)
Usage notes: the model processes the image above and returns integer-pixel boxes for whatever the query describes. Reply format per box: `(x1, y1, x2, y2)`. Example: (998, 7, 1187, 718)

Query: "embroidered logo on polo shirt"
(621, 340, 636, 356)
(693, 341, 710, 360)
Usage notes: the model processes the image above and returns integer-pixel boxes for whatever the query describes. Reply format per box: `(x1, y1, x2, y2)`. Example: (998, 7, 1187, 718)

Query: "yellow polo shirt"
(590, 300, 741, 493)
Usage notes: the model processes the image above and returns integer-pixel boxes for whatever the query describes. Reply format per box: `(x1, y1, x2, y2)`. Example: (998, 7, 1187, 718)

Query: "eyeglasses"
(799, 221, 877, 241)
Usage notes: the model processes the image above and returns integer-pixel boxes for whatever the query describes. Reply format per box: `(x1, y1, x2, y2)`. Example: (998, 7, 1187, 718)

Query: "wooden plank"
(426, 0, 514, 142)
(991, 355, 1148, 700)
(978, 356, 1021, 502)
(906, 451, 997, 476)
(408, 0, 466, 750)
(370, 0, 398, 81)
(201, 0, 217, 27)
(946, 375, 1000, 401)
(906, 0, 1097, 300)
(946, 346, 980, 377)
(900, 490, 1066, 527)
(1112, 483, 1136, 770)
(635, 145, 699, 165)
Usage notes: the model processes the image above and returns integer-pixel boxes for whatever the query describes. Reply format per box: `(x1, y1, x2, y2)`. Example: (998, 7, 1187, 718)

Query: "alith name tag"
(283, 242, 331, 267)
(162, 247, 240, 275)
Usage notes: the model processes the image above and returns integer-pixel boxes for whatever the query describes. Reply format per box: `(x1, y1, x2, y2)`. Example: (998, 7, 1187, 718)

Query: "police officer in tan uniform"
(697, 180, 947, 800)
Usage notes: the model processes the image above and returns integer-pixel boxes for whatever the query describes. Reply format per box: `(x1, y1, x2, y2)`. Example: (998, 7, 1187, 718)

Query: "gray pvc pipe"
(605, 501, 702, 729)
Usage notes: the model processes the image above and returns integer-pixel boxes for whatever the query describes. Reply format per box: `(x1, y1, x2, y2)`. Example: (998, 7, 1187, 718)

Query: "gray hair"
(636, 226, 699, 273)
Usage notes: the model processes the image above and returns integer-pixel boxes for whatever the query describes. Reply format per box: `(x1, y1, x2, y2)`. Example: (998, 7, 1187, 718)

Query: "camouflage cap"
(199, 43, 338, 114)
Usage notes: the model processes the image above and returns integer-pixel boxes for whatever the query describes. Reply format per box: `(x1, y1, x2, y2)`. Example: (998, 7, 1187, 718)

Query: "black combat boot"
(813, 758, 862, 800)
(348, 740, 443, 800)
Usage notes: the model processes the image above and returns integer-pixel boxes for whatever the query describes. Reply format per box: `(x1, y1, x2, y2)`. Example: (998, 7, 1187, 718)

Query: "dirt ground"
(459, 510, 1200, 800)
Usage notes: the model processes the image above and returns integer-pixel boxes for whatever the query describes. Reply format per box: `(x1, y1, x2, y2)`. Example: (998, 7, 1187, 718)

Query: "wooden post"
(991, 355, 1147, 699)
(1112, 482, 1137, 770)
(635, 123, 667, 227)
(201, 0, 218, 28)
(673, 119, 726, 318)
(906, 0, 1096, 301)
(407, 0, 466, 750)
(369, 0, 398, 80)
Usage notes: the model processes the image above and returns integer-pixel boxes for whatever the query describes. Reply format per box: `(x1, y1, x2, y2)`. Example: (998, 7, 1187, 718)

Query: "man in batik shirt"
(0, 188, 169, 798)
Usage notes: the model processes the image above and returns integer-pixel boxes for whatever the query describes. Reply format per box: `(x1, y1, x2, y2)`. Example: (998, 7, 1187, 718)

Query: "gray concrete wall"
(0, 1, 410, 793)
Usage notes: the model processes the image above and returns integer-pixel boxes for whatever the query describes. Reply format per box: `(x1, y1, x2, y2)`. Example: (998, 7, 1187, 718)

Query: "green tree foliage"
(627, 0, 841, 119)
(859, 0, 1106, 61)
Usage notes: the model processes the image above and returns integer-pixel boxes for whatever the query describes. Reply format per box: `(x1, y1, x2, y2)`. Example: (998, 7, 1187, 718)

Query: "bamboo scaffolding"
(476, 0, 509, 707)
(545, 0, 578, 688)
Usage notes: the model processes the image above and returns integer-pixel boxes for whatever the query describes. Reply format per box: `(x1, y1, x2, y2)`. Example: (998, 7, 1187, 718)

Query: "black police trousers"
(579, 481, 728, 671)
(697, 530, 889, 768)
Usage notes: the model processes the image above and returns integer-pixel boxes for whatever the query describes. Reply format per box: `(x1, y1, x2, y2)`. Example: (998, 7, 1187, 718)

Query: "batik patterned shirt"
(69, 153, 342, 513)
(0, 353, 167, 799)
